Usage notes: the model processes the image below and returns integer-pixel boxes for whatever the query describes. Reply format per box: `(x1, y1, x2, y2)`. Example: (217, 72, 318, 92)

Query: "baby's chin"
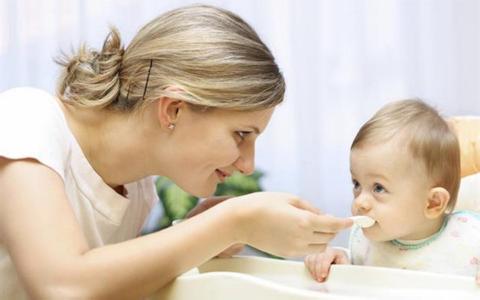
(361, 225, 396, 242)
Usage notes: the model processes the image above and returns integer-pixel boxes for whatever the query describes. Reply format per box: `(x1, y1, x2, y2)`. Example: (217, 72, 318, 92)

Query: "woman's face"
(163, 105, 274, 197)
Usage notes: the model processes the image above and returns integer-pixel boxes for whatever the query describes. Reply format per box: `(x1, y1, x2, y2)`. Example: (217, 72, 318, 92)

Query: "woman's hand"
(304, 247, 350, 282)
(186, 196, 245, 258)
(226, 192, 353, 258)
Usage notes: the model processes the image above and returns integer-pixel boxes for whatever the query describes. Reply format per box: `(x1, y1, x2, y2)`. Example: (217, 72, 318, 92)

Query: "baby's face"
(350, 140, 432, 242)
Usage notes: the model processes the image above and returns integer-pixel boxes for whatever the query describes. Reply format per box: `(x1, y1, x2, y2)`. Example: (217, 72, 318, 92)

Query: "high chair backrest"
(456, 173, 480, 213)
(450, 116, 480, 213)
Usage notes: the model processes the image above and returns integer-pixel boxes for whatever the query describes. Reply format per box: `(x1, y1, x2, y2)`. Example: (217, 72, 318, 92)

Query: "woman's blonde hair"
(351, 99, 461, 212)
(56, 4, 285, 111)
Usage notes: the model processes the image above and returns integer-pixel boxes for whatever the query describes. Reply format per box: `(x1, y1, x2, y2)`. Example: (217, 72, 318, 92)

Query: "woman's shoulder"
(0, 86, 60, 109)
(0, 87, 72, 181)
(0, 87, 66, 122)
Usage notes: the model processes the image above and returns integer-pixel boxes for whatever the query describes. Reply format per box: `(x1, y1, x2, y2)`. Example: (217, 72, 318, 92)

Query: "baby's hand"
(304, 247, 349, 282)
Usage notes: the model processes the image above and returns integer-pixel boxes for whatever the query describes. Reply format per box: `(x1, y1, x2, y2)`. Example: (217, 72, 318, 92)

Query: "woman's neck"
(59, 101, 157, 188)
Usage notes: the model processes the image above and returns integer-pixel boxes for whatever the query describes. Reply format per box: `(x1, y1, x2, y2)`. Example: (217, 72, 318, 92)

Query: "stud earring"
(168, 123, 175, 130)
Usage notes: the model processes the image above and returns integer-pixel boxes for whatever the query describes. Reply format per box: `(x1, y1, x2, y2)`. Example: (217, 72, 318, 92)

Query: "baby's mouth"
(350, 215, 376, 228)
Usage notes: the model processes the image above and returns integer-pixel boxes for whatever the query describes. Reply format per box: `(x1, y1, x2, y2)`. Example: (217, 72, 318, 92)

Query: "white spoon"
(349, 216, 375, 228)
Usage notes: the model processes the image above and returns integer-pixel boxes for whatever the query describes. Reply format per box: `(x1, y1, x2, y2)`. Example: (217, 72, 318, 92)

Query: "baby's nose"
(353, 194, 372, 212)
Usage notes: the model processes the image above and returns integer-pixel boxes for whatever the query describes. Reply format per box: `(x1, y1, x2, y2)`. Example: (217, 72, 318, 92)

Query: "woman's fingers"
(305, 244, 328, 255)
(231, 192, 351, 258)
(288, 197, 321, 214)
(311, 232, 336, 244)
(311, 214, 353, 233)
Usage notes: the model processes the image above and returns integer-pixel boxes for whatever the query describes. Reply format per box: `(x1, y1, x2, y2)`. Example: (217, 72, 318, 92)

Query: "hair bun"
(56, 27, 125, 108)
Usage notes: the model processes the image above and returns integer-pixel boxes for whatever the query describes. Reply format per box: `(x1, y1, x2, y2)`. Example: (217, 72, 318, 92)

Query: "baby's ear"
(424, 187, 450, 219)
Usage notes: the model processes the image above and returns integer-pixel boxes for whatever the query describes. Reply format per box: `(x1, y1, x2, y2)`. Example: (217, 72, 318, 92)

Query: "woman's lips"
(215, 169, 230, 182)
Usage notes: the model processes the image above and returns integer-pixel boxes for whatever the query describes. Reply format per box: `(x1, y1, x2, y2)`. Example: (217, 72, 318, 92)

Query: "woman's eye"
(373, 183, 386, 193)
(236, 131, 251, 140)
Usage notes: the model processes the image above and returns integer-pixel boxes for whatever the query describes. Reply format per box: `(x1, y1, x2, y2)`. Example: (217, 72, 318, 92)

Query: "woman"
(0, 5, 352, 299)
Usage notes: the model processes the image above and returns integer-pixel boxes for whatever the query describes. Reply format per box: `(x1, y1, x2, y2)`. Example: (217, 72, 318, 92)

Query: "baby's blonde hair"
(351, 99, 461, 212)
(56, 4, 285, 111)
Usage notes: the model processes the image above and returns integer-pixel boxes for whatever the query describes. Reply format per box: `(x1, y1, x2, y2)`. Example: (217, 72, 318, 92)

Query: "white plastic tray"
(150, 256, 479, 299)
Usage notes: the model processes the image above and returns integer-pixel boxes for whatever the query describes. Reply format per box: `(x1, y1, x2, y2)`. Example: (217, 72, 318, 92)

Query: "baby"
(305, 99, 480, 283)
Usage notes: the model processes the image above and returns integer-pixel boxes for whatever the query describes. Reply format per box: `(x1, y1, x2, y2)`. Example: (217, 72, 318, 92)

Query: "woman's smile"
(215, 169, 231, 182)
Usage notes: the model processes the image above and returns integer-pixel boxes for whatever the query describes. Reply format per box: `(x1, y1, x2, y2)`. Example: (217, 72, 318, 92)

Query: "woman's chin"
(174, 180, 217, 198)
(190, 184, 217, 198)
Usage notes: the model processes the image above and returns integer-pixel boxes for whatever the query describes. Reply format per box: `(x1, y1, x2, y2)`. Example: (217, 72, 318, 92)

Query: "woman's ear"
(424, 187, 450, 219)
(156, 97, 184, 130)
(155, 86, 187, 130)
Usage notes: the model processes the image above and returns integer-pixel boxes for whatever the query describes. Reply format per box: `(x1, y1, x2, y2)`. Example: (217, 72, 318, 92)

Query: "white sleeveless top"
(0, 87, 159, 299)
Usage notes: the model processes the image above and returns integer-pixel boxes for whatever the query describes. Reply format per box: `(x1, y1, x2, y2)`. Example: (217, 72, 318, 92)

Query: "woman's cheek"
(224, 143, 242, 164)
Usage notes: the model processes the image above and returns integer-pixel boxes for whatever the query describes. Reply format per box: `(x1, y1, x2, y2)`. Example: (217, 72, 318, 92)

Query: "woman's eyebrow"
(251, 126, 260, 134)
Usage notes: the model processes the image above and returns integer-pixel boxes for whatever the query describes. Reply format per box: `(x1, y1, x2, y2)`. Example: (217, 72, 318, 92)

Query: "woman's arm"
(448, 117, 480, 177)
(0, 158, 351, 299)
(0, 158, 241, 299)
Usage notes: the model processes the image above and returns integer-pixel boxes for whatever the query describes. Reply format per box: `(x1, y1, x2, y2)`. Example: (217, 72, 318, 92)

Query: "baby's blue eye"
(352, 179, 360, 191)
(373, 183, 385, 193)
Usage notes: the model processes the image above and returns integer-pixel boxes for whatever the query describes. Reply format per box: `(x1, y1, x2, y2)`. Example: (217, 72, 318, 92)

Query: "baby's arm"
(304, 247, 350, 282)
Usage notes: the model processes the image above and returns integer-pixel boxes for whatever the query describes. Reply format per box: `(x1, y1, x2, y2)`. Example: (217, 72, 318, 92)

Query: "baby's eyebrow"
(349, 171, 389, 183)
(366, 172, 389, 182)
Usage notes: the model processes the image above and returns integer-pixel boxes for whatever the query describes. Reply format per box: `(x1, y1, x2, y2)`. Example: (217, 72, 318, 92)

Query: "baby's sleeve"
(0, 88, 70, 181)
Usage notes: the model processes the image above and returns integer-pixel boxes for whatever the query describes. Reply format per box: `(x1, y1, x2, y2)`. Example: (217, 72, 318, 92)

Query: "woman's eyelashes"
(235, 131, 252, 141)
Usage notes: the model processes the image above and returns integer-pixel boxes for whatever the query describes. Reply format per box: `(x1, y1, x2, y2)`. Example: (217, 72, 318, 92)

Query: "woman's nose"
(233, 144, 255, 175)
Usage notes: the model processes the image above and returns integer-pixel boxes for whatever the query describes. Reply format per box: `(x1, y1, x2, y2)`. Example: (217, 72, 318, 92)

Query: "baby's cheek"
(382, 217, 415, 239)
